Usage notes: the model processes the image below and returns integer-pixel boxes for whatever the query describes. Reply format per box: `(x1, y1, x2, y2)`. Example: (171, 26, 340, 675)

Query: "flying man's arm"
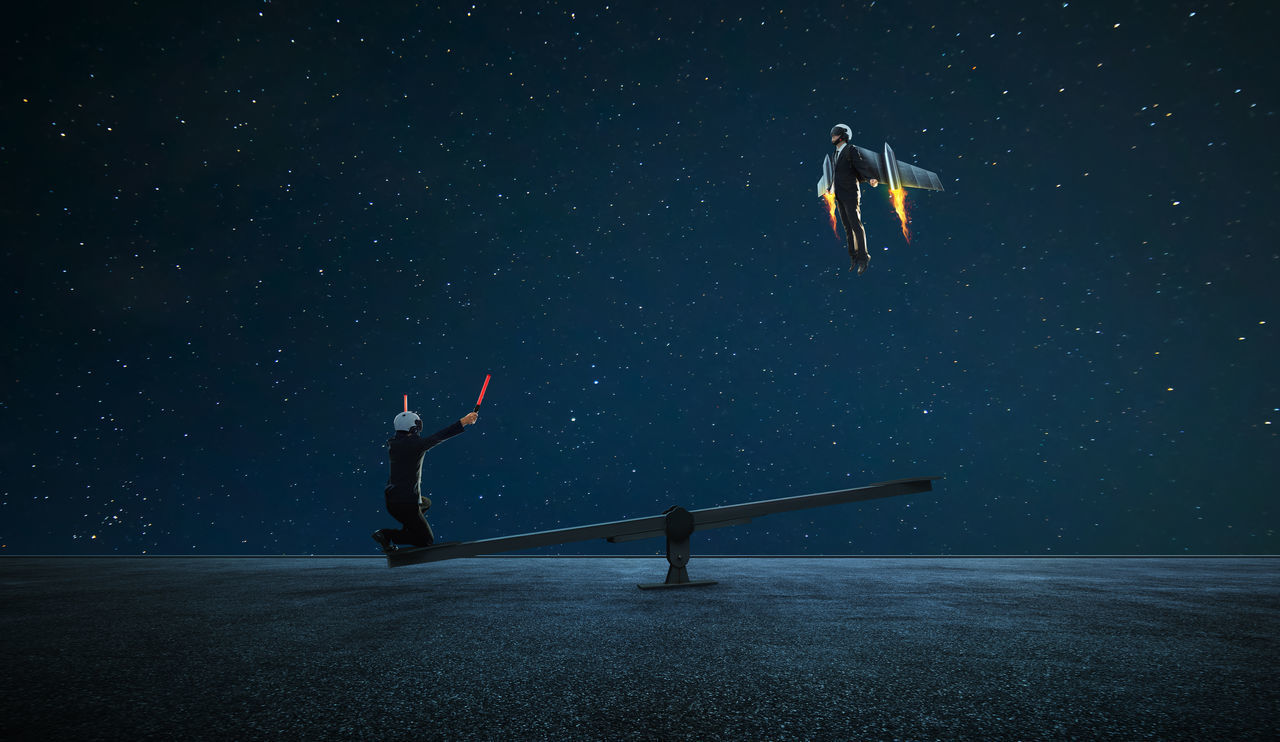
(420, 419, 466, 451)
(848, 146, 880, 183)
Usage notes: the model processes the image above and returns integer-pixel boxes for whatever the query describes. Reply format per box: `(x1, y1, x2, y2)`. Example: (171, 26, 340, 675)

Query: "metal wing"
(895, 160, 945, 192)
(850, 143, 946, 192)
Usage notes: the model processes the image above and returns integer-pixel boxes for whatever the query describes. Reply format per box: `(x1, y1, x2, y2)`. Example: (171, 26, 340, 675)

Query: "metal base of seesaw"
(618, 506, 720, 590)
(637, 575, 717, 590)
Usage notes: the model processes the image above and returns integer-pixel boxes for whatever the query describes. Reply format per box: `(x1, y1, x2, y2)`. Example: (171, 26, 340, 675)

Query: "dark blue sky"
(3, 1, 1276, 555)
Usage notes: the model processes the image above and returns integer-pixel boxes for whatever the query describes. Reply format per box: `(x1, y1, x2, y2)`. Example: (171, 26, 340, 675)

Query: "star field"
(1, 1, 1275, 555)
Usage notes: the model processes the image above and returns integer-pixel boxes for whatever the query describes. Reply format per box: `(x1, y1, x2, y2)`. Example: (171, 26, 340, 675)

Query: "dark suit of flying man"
(830, 124, 879, 274)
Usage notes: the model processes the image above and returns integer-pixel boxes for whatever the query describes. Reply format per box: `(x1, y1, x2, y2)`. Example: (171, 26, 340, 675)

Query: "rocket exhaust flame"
(889, 187, 910, 242)
(822, 190, 839, 238)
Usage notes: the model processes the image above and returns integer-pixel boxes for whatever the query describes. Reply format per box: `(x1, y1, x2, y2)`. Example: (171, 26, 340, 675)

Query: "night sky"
(3, 1, 1276, 556)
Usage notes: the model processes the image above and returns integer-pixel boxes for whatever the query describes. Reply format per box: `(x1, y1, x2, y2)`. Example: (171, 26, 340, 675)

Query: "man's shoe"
(372, 530, 397, 554)
(419, 496, 431, 513)
(853, 252, 870, 275)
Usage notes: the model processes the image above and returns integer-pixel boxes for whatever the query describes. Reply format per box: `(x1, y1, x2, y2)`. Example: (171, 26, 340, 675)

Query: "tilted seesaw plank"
(387, 476, 941, 588)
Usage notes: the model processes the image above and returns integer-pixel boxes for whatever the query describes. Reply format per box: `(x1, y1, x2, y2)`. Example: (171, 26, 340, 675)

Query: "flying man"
(817, 124, 946, 274)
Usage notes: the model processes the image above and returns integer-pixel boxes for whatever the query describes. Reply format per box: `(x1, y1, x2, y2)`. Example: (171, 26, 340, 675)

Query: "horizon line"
(2, 553, 1277, 559)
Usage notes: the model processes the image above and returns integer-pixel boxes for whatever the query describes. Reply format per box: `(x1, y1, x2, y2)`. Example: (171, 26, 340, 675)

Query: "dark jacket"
(385, 421, 465, 503)
(832, 143, 878, 200)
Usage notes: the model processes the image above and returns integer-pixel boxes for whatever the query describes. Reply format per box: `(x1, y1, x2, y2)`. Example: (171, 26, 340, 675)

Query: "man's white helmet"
(394, 411, 422, 432)
(831, 123, 852, 142)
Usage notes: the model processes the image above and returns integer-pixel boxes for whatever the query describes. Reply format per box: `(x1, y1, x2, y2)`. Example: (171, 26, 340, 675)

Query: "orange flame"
(889, 187, 909, 242)
(821, 190, 838, 238)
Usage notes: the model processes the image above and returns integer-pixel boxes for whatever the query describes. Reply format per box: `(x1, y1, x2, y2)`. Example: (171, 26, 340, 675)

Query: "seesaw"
(387, 476, 941, 588)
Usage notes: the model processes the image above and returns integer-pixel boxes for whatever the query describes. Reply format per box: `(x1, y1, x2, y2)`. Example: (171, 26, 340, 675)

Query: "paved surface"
(1, 557, 1276, 740)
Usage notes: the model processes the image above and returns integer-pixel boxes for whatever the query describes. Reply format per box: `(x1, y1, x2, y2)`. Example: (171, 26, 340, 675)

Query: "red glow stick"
(404, 394, 409, 412)
(474, 374, 491, 412)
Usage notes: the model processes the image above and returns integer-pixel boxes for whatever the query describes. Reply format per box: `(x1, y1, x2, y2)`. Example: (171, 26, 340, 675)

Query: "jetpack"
(818, 142, 945, 197)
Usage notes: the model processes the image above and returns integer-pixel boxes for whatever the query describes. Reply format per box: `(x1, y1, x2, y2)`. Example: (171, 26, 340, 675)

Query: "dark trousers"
(385, 501, 434, 547)
(835, 194, 868, 258)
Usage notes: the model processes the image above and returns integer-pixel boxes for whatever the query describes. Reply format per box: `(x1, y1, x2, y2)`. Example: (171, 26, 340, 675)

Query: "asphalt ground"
(1, 557, 1276, 740)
